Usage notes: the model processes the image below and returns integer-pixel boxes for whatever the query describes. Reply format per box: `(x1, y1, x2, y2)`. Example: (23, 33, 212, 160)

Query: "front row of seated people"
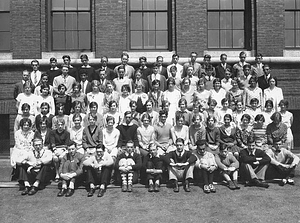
(12, 119, 299, 197)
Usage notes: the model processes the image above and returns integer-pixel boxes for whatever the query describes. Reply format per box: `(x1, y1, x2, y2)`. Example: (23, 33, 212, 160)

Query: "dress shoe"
(287, 178, 295, 185)
(28, 186, 38, 195)
(87, 188, 95, 197)
(57, 189, 66, 197)
(173, 181, 179, 192)
(154, 183, 160, 192)
(21, 186, 30, 195)
(184, 180, 190, 192)
(65, 188, 74, 197)
(121, 184, 127, 192)
(228, 181, 235, 190)
(127, 184, 133, 192)
(233, 180, 240, 190)
(254, 179, 269, 188)
(148, 184, 154, 192)
(209, 184, 216, 193)
(203, 185, 210, 193)
(98, 189, 105, 197)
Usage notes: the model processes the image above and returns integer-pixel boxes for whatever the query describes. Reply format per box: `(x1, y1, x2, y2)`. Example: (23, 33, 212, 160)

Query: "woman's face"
(142, 117, 150, 126)
(88, 117, 96, 126)
(231, 80, 238, 88)
(236, 102, 243, 111)
(222, 101, 229, 109)
(41, 87, 49, 96)
(280, 103, 286, 112)
(176, 117, 184, 126)
(107, 84, 113, 92)
(41, 105, 49, 115)
(179, 102, 186, 111)
(250, 79, 256, 88)
(92, 85, 99, 92)
(183, 80, 190, 88)
(130, 104, 137, 112)
(194, 116, 201, 125)
(57, 107, 64, 115)
(146, 102, 153, 111)
(265, 104, 273, 112)
(73, 117, 81, 128)
(74, 105, 81, 113)
(22, 122, 30, 131)
(241, 117, 250, 125)
(198, 82, 205, 91)
(168, 82, 175, 90)
(59, 87, 66, 95)
(24, 86, 31, 95)
(207, 118, 215, 127)
(40, 121, 47, 130)
(73, 85, 80, 93)
(41, 76, 48, 84)
(110, 103, 117, 112)
(269, 78, 276, 87)
(90, 105, 97, 113)
(22, 107, 30, 116)
(107, 119, 114, 128)
(153, 83, 159, 91)
(224, 117, 231, 126)
(214, 81, 221, 90)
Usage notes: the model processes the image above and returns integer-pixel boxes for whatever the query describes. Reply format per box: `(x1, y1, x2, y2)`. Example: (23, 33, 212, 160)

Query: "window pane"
(220, 0, 232, 9)
(0, 32, 10, 50)
(208, 12, 219, 29)
(66, 31, 78, 49)
(208, 30, 219, 48)
(220, 30, 232, 48)
(143, 31, 155, 49)
(285, 0, 295, 9)
(52, 0, 64, 10)
(156, 12, 167, 30)
(66, 12, 77, 30)
(143, 0, 155, 10)
(78, 12, 90, 30)
(130, 13, 142, 30)
(208, 0, 219, 9)
(233, 12, 244, 29)
(78, 0, 90, 10)
(220, 12, 232, 29)
(156, 0, 167, 10)
(285, 12, 295, 29)
(65, 0, 77, 10)
(297, 0, 300, 9)
(79, 31, 90, 49)
(53, 31, 66, 50)
(296, 11, 300, 28)
(156, 31, 168, 49)
(0, 13, 9, 31)
(143, 13, 155, 30)
(130, 0, 142, 10)
(233, 30, 244, 48)
(296, 30, 300, 46)
(52, 13, 65, 30)
(285, 30, 295, 47)
(0, 0, 10, 11)
(131, 31, 143, 49)
(233, 0, 244, 9)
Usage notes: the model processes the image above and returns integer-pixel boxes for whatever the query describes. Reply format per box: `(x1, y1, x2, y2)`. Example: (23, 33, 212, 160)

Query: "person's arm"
(170, 127, 176, 145)
(82, 128, 89, 149)
(39, 150, 53, 165)
(285, 149, 300, 168)
(257, 150, 271, 165)
(239, 150, 256, 164)
(229, 153, 239, 169)
(131, 153, 142, 171)
(215, 154, 228, 170)
(137, 128, 145, 149)
(74, 153, 85, 176)
(266, 149, 282, 166)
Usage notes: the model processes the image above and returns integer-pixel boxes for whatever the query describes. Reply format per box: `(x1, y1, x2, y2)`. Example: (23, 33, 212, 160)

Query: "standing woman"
(209, 78, 227, 109)
(243, 76, 263, 109)
(69, 113, 85, 154)
(279, 99, 294, 150)
(263, 77, 283, 112)
(102, 116, 120, 159)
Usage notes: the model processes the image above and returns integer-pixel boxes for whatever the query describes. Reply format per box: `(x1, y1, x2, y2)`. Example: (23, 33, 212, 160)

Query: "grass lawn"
(1, 177, 300, 223)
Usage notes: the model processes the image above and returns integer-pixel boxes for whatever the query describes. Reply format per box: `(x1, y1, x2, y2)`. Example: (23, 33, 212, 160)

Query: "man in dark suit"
(156, 56, 168, 79)
(139, 56, 152, 81)
(147, 63, 167, 92)
(215, 53, 232, 80)
(257, 64, 271, 91)
(79, 72, 92, 94)
(46, 57, 62, 85)
(239, 136, 271, 188)
(182, 52, 202, 78)
(14, 70, 35, 99)
(99, 56, 116, 81)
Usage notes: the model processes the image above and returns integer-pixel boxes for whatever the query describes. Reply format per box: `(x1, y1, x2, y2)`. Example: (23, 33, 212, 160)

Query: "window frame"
(207, 0, 251, 50)
(50, 0, 92, 51)
(128, 0, 172, 51)
(285, 0, 300, 48)
(0, 0, 10, 52)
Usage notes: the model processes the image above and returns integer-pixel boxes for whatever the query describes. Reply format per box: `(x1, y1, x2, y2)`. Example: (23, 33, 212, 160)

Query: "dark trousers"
(18, 164, 51, 185)
(145, 160, 163, 182)
(196, 168, 214, 185)
(84, 166, 112, 188)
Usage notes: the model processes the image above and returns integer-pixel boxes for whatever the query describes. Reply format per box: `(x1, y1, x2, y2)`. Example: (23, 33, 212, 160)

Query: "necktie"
(34, 71, 37, 85)
(81, 82, 84, 93)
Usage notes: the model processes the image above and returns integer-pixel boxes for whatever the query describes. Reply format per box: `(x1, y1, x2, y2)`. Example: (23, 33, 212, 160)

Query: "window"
(285, 0, 300, 48)
(129, 0, 171, 50)
(207, 0, 251, 49)
(51, 0, 91, 51)
(0, 0, 10, 51)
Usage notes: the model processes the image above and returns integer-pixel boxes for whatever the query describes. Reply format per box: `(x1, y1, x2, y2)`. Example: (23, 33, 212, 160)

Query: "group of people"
(10, 51, 299, 197)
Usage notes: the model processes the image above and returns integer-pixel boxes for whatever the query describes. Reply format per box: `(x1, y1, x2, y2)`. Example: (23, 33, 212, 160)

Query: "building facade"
(0, 0, 300, 151)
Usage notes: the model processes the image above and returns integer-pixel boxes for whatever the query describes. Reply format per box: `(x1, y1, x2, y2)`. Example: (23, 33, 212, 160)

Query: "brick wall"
(256, 0, 285, 56)
(11, 0, 41, 59)
(176, 0, 206, 57)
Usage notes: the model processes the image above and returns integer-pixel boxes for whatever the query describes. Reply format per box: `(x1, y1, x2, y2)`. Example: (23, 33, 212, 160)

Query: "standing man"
(114, 52, 135, 79)
(138, 56, 152, 80)
(53, 65, 76, 96)
(14, 70, 35, 99)
(232, 51, 249, 78)
(156, 56, 168, 79)
(257, 64, 272, 91)
(183, 52, 201, 78)
(239, 136, 270, 188)
(215, 53, 232, 80)
(62, 55, 79, 81)
(99, 56, 116, 81)
(46, 57, 62, 85)
(251, 53, 264, 78)
(167, 53, 183, 79)
(30, 59, 42, 88)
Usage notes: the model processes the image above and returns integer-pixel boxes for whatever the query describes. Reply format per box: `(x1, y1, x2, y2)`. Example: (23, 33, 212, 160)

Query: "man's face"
(126, 142, 134, 153)
(33, 140, 43, 151)
(243, 67, 251, 76)
(197, 144, 206, 156)
(190, 53, 197, 63)
(149, 145, 158, 157)
(63, 58, 70, 65)
(140, 59, 146, 67)
(172, 56, 179, 64)
(203, 57, 210, 64)
(248, 142, 256, 153)
(255, 56, 262, 64)
(152, 67, 158, 74)
(220, 148, 228, 157)
(50, 61, 57, 68)
(57, 122, 64, 132)
(263, 66, 270, 75)
(176, 141, 184, 153)
(32, 62, 39, 71)
(80, 73, 87, 82)
(22, 71, 29, 81)
(62, 67, 69, 75)
(239, 54, 246, 62)
(68, 145, 76, 156)
(273, 141, 282, 151)
(156, 57, 163, 66)
(101, 57, 108, 67)
(99, 71, 105, 80)
(121, 56, 128, 65)
(221, 55, 227, 64)
(125, 114, 132, 124)
(119, 68, 125, 78)
(159, 114, 167, 123)
(187, 67, 193, 75)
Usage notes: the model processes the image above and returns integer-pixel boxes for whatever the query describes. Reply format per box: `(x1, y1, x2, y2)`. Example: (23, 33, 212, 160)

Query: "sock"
(128, 173, 133, 185)
(121, 173, 127, 185)
(149, 179, 154, 185)
(33, 181, 39, 188)
(69, 182, 74, 189)
(62, 184, 67, 189)
(155, 180, 160, 185)
(100, 184, 105, 189)
(24, 181, 30, 187)
(90, 183, 95, 189)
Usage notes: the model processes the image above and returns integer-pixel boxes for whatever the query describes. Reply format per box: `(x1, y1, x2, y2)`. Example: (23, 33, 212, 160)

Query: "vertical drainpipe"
(254, 0, 257, 55)
(174, 0, 177, 53)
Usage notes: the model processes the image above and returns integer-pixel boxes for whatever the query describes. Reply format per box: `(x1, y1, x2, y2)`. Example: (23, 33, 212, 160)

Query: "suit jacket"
(182, 62, 202, 78)
(251, 63, 264, 78)
(82, 125, 103, 149)
(99, 79, 109, 93)
(80, 81, 93, 95)
(215, 63, 232, 79)
(13, 81, 35, 99)
(147, 75, 167, 92)
(239, 148, 271, 168)
(164, 150, 197, 165)
(140, 67, 152, 81)
(158, 66, 168, 79)
(257, 74, 271, 91)
(132, 78, 149, 93)
(95, 66, 117, 81)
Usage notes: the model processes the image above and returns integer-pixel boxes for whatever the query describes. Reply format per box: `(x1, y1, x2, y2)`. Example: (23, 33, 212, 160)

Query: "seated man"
(164, 138, 196, 192)
(143, 143, 165, 192)
(57, 142, 85, 197)
(266, 139, 299, 186)
(17, 137, 52, 196)
(193, 140, 218, 193)
(215, 144, 240, 190)
(239, 136, 271, 188)
(115, 140, 142, 192)
(83, 144, 114, 197)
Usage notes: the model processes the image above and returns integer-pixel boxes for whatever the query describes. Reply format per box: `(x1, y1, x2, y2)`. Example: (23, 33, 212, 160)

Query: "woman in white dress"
(263, 77, 283, 112)
(279, 99, 294, 150)
(209, 78, 227, 109)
